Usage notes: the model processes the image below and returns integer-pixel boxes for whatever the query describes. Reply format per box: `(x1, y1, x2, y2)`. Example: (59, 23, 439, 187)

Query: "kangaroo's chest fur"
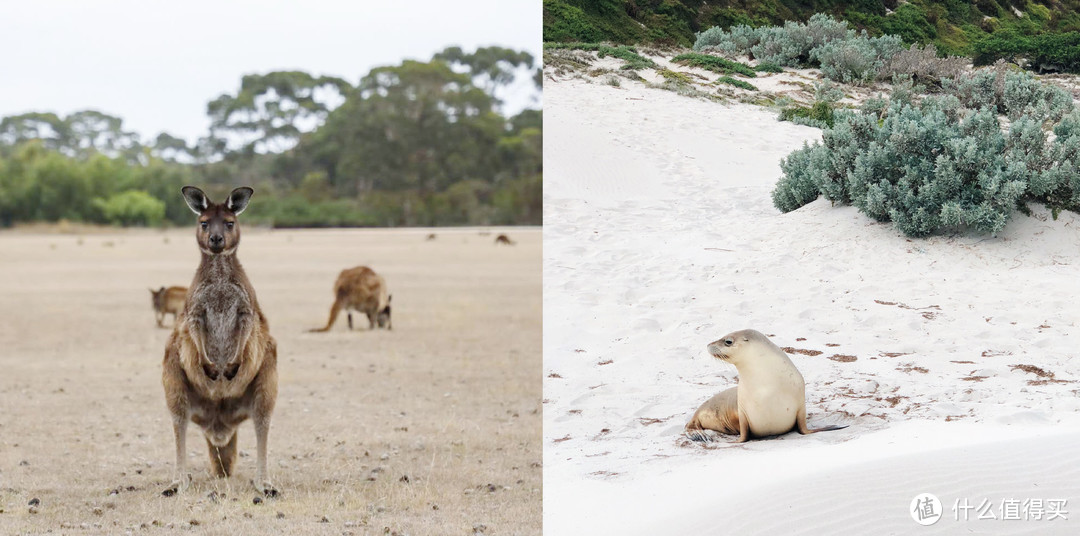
(178, 254, 266, 401)
(192, 277, 251, 366)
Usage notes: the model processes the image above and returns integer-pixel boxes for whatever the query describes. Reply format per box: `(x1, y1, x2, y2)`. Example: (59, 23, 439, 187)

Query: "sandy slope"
(0, 227, 540, 535)
(543, 77, 1080, 534)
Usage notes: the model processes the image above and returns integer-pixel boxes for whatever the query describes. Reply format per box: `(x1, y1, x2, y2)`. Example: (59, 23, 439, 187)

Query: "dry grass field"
(0, 226, 540, 535)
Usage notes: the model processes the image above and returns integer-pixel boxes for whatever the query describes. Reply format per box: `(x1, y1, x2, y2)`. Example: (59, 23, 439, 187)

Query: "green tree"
(433, 46, 536, 104)
(91, 190, 166, 226)
(207, 71, 352, 154)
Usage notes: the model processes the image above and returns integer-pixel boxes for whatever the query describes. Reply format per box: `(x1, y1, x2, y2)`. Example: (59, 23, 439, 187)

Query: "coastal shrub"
(771, 78, 1080, 237)
(543, 42, 656, 70)
(773, 143, 829, 212)
(658, 69, 694, 85)
(878, 44, 967, 89)
(778, 83, 843, 129)
(694, 14, 855, 66)
(672, 53, 756, 77)
(811, 34, 903, 85)
(1029, 32, 1080, 73)
(973, 31, 1080, 73)
(945, 67, 1074, 122)
(716, 76, 757, 91)
(693, 14, 901, 83)
(754, 62, 784, 73)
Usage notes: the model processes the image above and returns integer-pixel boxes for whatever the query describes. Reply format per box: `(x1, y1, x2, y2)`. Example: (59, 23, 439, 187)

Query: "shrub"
(1029, 32, 1080, 73)
(771, 76, 1080, 237)
(879, 44, 968, 89)
(658, 69, 694, 84)
(779, 102, 835, 128)
(672, 52, 756, 77)
(773, 143, 829, 212)
(91, 190, 165, 226)
(779, 82, 843, 129)
(717, 76, 757, 91)
(694, 14, 900, 81)
(811, 34, 903, 85)
(945, 66, 1074, 122)
(753, 62, 784, 73)
(542, 42, 656, 70)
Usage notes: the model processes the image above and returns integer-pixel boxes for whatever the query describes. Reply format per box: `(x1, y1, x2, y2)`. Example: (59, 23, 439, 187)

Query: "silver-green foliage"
(944, 67, 1073, 123)
(772, 82, 1079, 236)
(694, 14, 899, 83)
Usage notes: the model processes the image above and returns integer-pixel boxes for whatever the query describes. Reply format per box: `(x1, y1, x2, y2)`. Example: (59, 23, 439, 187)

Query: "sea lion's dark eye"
(724, 339, 733, 346)
(200, 221, 208, 230)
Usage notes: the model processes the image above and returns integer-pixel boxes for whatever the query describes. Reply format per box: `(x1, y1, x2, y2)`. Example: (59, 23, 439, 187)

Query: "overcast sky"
(0, 0, 541, 145)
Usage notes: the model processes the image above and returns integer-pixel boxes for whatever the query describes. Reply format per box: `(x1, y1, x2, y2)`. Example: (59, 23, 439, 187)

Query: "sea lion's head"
(707, 329, 768, 365)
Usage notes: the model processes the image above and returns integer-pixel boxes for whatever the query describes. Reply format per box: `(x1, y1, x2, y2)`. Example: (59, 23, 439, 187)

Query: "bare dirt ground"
(0, 227, 541, 535)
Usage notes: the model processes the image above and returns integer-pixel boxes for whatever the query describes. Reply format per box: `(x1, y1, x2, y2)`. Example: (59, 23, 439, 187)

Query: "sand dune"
(543, 76, 1080, 534)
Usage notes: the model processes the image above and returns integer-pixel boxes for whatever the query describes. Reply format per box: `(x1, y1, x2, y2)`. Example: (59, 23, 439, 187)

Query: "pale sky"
(0, 0, 541, 145)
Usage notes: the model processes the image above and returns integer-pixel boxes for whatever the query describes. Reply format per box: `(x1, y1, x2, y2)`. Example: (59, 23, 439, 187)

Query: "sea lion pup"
(686, 329, 847, 442)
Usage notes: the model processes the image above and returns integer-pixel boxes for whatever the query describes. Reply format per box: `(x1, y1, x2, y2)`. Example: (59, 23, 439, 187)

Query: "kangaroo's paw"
(162, 473, 192, 497)
(254, 480, 279, 498)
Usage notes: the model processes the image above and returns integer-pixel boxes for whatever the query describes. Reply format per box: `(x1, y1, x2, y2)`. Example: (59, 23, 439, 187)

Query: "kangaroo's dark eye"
(200, 221, 208, 230)
(226, 221, 234, 229)
(724, 339, 734, 346)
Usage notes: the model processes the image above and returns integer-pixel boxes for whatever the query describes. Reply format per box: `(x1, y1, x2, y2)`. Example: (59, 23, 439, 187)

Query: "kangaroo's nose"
(209, 234, 224, 247)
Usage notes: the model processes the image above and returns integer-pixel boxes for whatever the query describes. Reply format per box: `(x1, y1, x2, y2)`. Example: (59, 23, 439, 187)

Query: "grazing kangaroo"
(150, 286, 187, 327)
(161, 186, 279, 497)
(309, 266, 391, 332)
(495, 233, 515, 245)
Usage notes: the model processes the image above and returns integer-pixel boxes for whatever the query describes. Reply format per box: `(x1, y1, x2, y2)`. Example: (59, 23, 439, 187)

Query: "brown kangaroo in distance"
(150, 286, 187, 327)
(309, 266, 392, 332)
(495, 233, 515, 245)
(161, 186, 279, 497)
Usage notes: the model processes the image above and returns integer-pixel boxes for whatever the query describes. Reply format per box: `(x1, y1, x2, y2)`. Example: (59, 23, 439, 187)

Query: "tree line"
(0, 46, 542, 228)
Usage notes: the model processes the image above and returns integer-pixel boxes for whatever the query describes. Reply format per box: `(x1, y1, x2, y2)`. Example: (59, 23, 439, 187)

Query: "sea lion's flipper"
(686, 429, 722, 442)
(798, 406, 850, 434)
(809, 423, 850, 433)
(796, 406, 811, 435)
(736, 408, 750, 443)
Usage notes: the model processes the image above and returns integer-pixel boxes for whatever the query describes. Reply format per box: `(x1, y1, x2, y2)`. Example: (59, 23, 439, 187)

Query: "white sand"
(543, 77, 1080, 534)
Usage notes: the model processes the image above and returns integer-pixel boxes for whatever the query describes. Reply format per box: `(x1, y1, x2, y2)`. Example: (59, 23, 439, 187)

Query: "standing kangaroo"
(161, 186, 279, 497)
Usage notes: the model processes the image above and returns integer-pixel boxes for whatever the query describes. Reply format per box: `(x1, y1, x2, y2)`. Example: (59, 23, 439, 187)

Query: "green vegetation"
(671, 53, 756, 77)
(974, 31, 1080, 72)
(544, 42, 656, 69)
(778, 82, 843, 129)
(772, 71, 1080, 237)
(658, 69, 694, 85)
(716, 76, 757, 91)
(694, 15, 903, 85)
(544, 0, 1080, 69)
(779, 102, 834, 127)
(754, 62, 784, 73)
(0, 47, 542, 228)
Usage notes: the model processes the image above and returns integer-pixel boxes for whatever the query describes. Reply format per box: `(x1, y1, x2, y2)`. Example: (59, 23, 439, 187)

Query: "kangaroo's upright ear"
(226, 187, 254, 216)
(182, 186, 210, 215)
